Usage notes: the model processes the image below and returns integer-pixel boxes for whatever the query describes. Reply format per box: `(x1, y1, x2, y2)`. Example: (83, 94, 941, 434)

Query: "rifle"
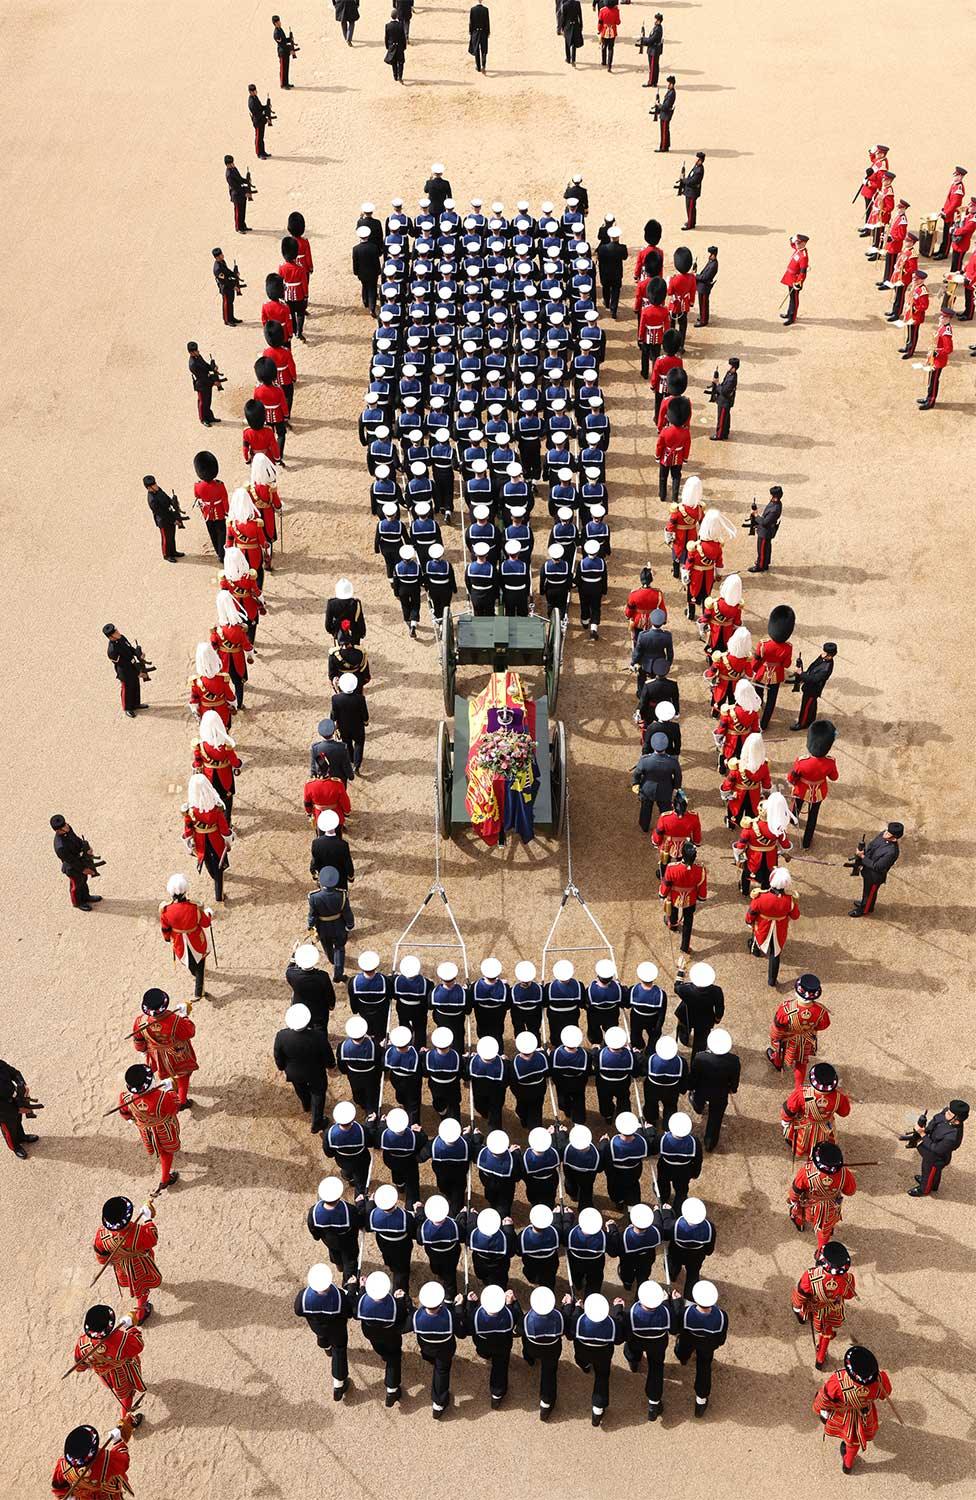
(133, 641, 156, 679)
(704, 366, 719, 403)
(208, 355, 227, 392)
(674, 163, 687, 197)
(843, 835, 866, 878)
(171, 492, 191, 529)
(265, 95, 277, 126)
(288, 28, 300, 54)
(231, 261, 247, 293)
(852, 171, 871, 206)
(650, 90, 661, 120)
(244, 169, 257, 200)
(898, 1110, 928, 1148)
(742, 498, 758, 534)
(788, 653, 804, 692)
(636, 23, 648, 52)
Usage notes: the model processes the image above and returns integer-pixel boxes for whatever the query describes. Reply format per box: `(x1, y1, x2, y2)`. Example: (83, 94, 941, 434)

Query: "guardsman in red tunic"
(624, 566, 668, 638)
(242, 397, 281, 466)
(132, 988, 198, 1108)
(791, 1241, 856, 1369)
(780, 233, 809, 325)
(70, 1304, 146, 1418)
(683, 506, 733, 620)
(211, 591, 253, 709)
(287, 210, 314, 283)
(220, 546, 266, 646)
(767, 974, 830, 1086)
(700, 572, 742, 653)
(787, 718, 838, 848)
(948, 197, 976, 271)
(93, 1195, 161, 1324)
(918, 309, 953, 409)
(733, 789, 793, 893)
(714, 677, 761, 768)
(227, 486, 270, 586)
(720, 731, 771, 827)
(789, 1141, 856, 1249)
(751, 604, 795, 730)
(651, 789, 701, 879)
(659, 840, 708, 954)
(746, 866, 799, 986)
(933, 165, 968, 259)
(304, 774, 352, 828)
(898, 268, 929, 357)
(655, 394, 691, 503)
(813, 1344, 892, 1473)
(667, 247, 697, 349)
(117, 1063, 182, 1191)
(262, 275, 294, 342)
(665, 473, 704, 580)
(263, 321, 298, 415)
(193, 709, 242, 814)
(781, 1061, 851, 1160)
(856, 144, 888, 226)
(877, 197, 908, 284)
(705, 624, 753, 713)
(866, 170, 895, 252)
(189, 641, 237, 729)
(51, 1418, 133, 1500)
(249, 450, 283, 546)
(183, 772, 233, 902)
(649, 330, 683, 420)
(887, 229, 917, 318)
(159, 872, 212, 998)
(192, 450, 228, 562)
(280, 235, 310, 339)
(254, 356, 290, 459)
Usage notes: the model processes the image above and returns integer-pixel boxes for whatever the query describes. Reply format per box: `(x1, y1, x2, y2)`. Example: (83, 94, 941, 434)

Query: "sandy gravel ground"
(1, 0, 973, 1494)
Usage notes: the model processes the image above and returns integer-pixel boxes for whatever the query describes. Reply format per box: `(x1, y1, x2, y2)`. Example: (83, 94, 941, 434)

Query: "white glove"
(118, 1315, 134, 1330)
(175, 1004, 188, 1016)
(161, 1078, 176, 1091)
(107, 1428, 122, 1444)
(138, 1203, 153, 1221)
(204, 908, 214, 917)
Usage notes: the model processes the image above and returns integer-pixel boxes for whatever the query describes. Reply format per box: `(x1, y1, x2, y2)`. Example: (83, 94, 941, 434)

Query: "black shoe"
(164, 555, 178, 563)
(77, 903, 93, 910)
(178, 1099, 194, 1112)
(815, 1358, 826, 1370)
(21, 1134, 39, 1143)
(333, 1380, 349, 1401)
(694, 1398, 708, 1418)
(130, 1412, 145, 1429)
(89, 895, 102, 903)
(490, 1391, 504, 1408)
(591, 1408, 604, 1427)
(907, 1187, 926, 1197)
(848, 907, 863, 917)
(385, 1388, 401, 1407)
(173, 551, 185, 558)
(13, 1146, 27, 1159)
(158, 1171, 180, 1191)
(539, 1404, 552, 1421)
(647, 1402, 661, 1421)
(125, 710, 137, 718)
(788, 722, 803, 731)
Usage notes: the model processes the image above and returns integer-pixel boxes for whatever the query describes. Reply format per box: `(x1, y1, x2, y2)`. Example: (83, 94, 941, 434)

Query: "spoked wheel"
(440, 609, 456, 715)
(549, 720, 567, 837)
(545, 608, 563, 714)
(436, 720, 453, 838)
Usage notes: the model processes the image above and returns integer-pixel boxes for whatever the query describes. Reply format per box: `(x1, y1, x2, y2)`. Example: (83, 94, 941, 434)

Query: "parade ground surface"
(2, 0, 974, 1494)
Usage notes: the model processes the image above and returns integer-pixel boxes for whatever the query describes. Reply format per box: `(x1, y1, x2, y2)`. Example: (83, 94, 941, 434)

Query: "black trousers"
(290, 1078, 327, 1131)
(675, 1334, 715, 1398)
(388, 54, 405, 82)
(390, 1075, 422, 1122)
(568, 1256, 605, 1295)
(714, 403, 731, 439)
(658, 116, 671, 151)
(795, 687, 820, 728)
(665, 904, 696, 954)
(656, 1161, 693, 1205)
(366, 1337, 403, 1392)
(595, 1076, 632, 1121)
(601, 36, 615, 67)
(554, 1082, 587, 1124)
(523, 1253, 559, 1289)
(668, 1247, 707, 1293)
(472, 35, 488, 68)
(514, 1091, 546, 1130)
(359, 277, 378, 314)
(586, 1007, 618, 1043)
(185, 947, 206, 999)
(480, 1177, 516, 1217)
(332, 1149, 370, 1195)
(759, 681, 779, 728)
(205, 518, 227, 560)
(323, 1235, 359, 1282)
(524, 1344, 561, 1406)
(420, 1345, 456, 1407)
(658, 463, 682, 502)
(341, 19, 356, 42)
(563, 1166, 596, 1208)
(643, 1081, 680, 1126)
(624, 1338, 666, 1403)
(856, 872, 882, 914)
(476, 1344, 512, 1396)
(424, 1248, 461, 1298)
(690, 1090, 728, 1149)
(601, 278, 622, 315)
(395, 1004, 428, 1046)
(685, 196, 698, 230)
(315, 1330, 349, 1382)
(577, 588, 603, 626)
(783, 286, 800, 324)
(429, 1080, 462, 1119)
(524, 1174, 558, 1209)
(574, 1344, 613, 1410)
(66, 870, 92, 907)
(629, 1013, 663, 1051)
(921, 367, 942, 406)
(564, 34, 579, 63)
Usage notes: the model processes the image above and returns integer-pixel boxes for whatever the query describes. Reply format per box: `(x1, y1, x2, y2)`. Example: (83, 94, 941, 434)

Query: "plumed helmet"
(673, 246, 694, 273)
(806, 718, 836, 757)
(193, 450, 220, 483)
(767, 604, 796, 644)
(844, 1345, 879, 1385)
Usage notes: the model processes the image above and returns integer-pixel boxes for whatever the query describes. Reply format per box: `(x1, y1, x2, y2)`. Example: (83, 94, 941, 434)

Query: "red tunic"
(867, 185, 893, 227)
(118, 1083, 182, 1158)
(52, 1438, 130, 1499)
(92, 1218, 161, 1300)
(219, 572, 265, 625)
(720, 759, 770, 821)
(193, 738, 242, 796)
(884, 210, 908, 253)
(263, 342, 297, 388)
(905, 285, 929, 327)
(666, 270, 697, 316)
(261, 297, 294, 340)
(242, 425, 281, 465)
(684, 538, 722, 600)
(769, 995, 830, 1074)
(159, 897, 211, 964)
(746, 888, 799, 954)
(716, 702, 759, 760)
(184, 804, 232, 862)
(791, 1265, 856, 1336)
(650, 351, 683, 396)
(625, 584, 667, 632)
(706, 649, 751, 710)
(787, 753, 838, 805)
(781, 1083, 851, 1156)
(189, 671, 236, 728)
(193, 478, 228, 522)
(227, 515, 269, 573)
(248, 479, 282, 544)
(950, 212, 976, 256)
(735, 814, 791, 877)
(133, 1010, 198, 1080)
(701, 595, 741, 652)
(253, 380, 288, 426)
(638, 303, 670, 345)
(210, 622, 251, 677)
(303, 777, 351, 826)
(656, 423, 691, 467)
(651, 808, 702, 858)
(279, 259, 309, 304)
(659, 860, 708, 908)
(666, 500, 703, 560)
(293, 234, 314, 276)
(781, 247, 809, 287)
(657, 393, 693, 432)
(932, 324, 953, 369)
(634, 244, 663, 281)
(942, 179, 965, 220)
(72, 1325, 146, 1407)
(813, 1369, 890, 1448)
(751, 637, 793, 685)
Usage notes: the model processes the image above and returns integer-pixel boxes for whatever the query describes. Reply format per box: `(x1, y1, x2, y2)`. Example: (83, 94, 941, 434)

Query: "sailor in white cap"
(366, 1181, 418, 1291)
(430, 960, 468, 1049)
(464, 1035, 507, 1131)
(412, 1280, 466, 1417)
(591, 1025, 639, 1123)
(674, 960, 726, 1055)
(509, 959, 543, 1036)
(641, 1034, 688, 1130)
(568, 1206, 620, 1296)
(323, 1099, 371, 1194)
(381, 1025, 422, 1121)
(521, 1284, 566, 1420)
(393, 954, 431, 1046)
(422, 1026, 463, 1119)
(330, 671, 368, 771)
(353, 1269, 410, 1407)
(539, 541, 573, 616)
(510, 1032, 550, 1130)
(470, 1283, 521, 1407)
(688, 1027, 740, 1149)
(560, 1121, 599, 1209)
(285, 941, 337, 1029)
(476, 1130, 523, 1218)
(585, 957, 625, 1043)
(600, 1110, 652, 1209)
(672, 1279, 728, 1416)
(622, 1279, 671, 1420)
(628, 961, 668, 1050)
(392, 543, 422, 637)
(465, 538, 499, 615)
(336, 1014, 382, 1113)
(307, 1175, 363, 1283)
(670, 1197, 717, 1296)
(273, 1004, 334, 1133)
(545, 958, 583, 1033)
(293, 1262, 354, 1400)
(463, 1204, 516, 1290)
(471, 956, 510, 1042)
(569, 1291, 626, 1426)
(575, 536, 609, 639)
(422, 542, 457, 627)
(416, 1195, 462, 1298)
(616, 1202, 663, 1293)
(347, 950, 390, 1038)
(655, 1110, 703, 1206)
(517, 1203, 562, 1290)
(547, 1017, 589, 1124)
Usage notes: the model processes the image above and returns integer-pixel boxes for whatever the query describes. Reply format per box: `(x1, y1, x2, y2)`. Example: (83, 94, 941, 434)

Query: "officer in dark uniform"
(353, 226, 381, 314)
(103, 624, 149, 716)
(272, 15, 296, 87)
(596, 227, 629, 316)
(293, 1263, 353, 1399)
(642, 12, 664, 87)
(559, 0, 584, 65)
(688, 1028, 740, 1149)
(307, 1176, 364, 1283)
(708, 357, 739, 440)
(632, 731, 682, 833)
(849, 822, 903, 917)
(142, 475, 184, 562)
(307, 868, 354, 980)
(212, 249, 242, 326)
(682, 152, 706, 229)
(789, 642, 836, 730)
(902, 1100, 968, 1196)
(0, 1058, 39, 1158)
(469, 2, 491, 71)
(749, 484, 783, 572)
(50, 814, 102, 911)
(274, 1004, 334, 1133)
(674, 962, 726, 1056)
(654, 75, 677, 152)
(695, 246, 719, 326)
(309, 719, 355, 783)
(247, 84, 272, 159)
(224, 154, 252, 233)
(385, 11, 408, 83)
(188, 342, 220, 426)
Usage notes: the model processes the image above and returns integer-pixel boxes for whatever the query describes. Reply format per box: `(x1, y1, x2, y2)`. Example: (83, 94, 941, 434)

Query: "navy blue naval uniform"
(306, 1193, 364, 1282)
(413, 1298, 468, 1412)
(293, 1281, 354, 1392)
(353, 1285, 412, 1403)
